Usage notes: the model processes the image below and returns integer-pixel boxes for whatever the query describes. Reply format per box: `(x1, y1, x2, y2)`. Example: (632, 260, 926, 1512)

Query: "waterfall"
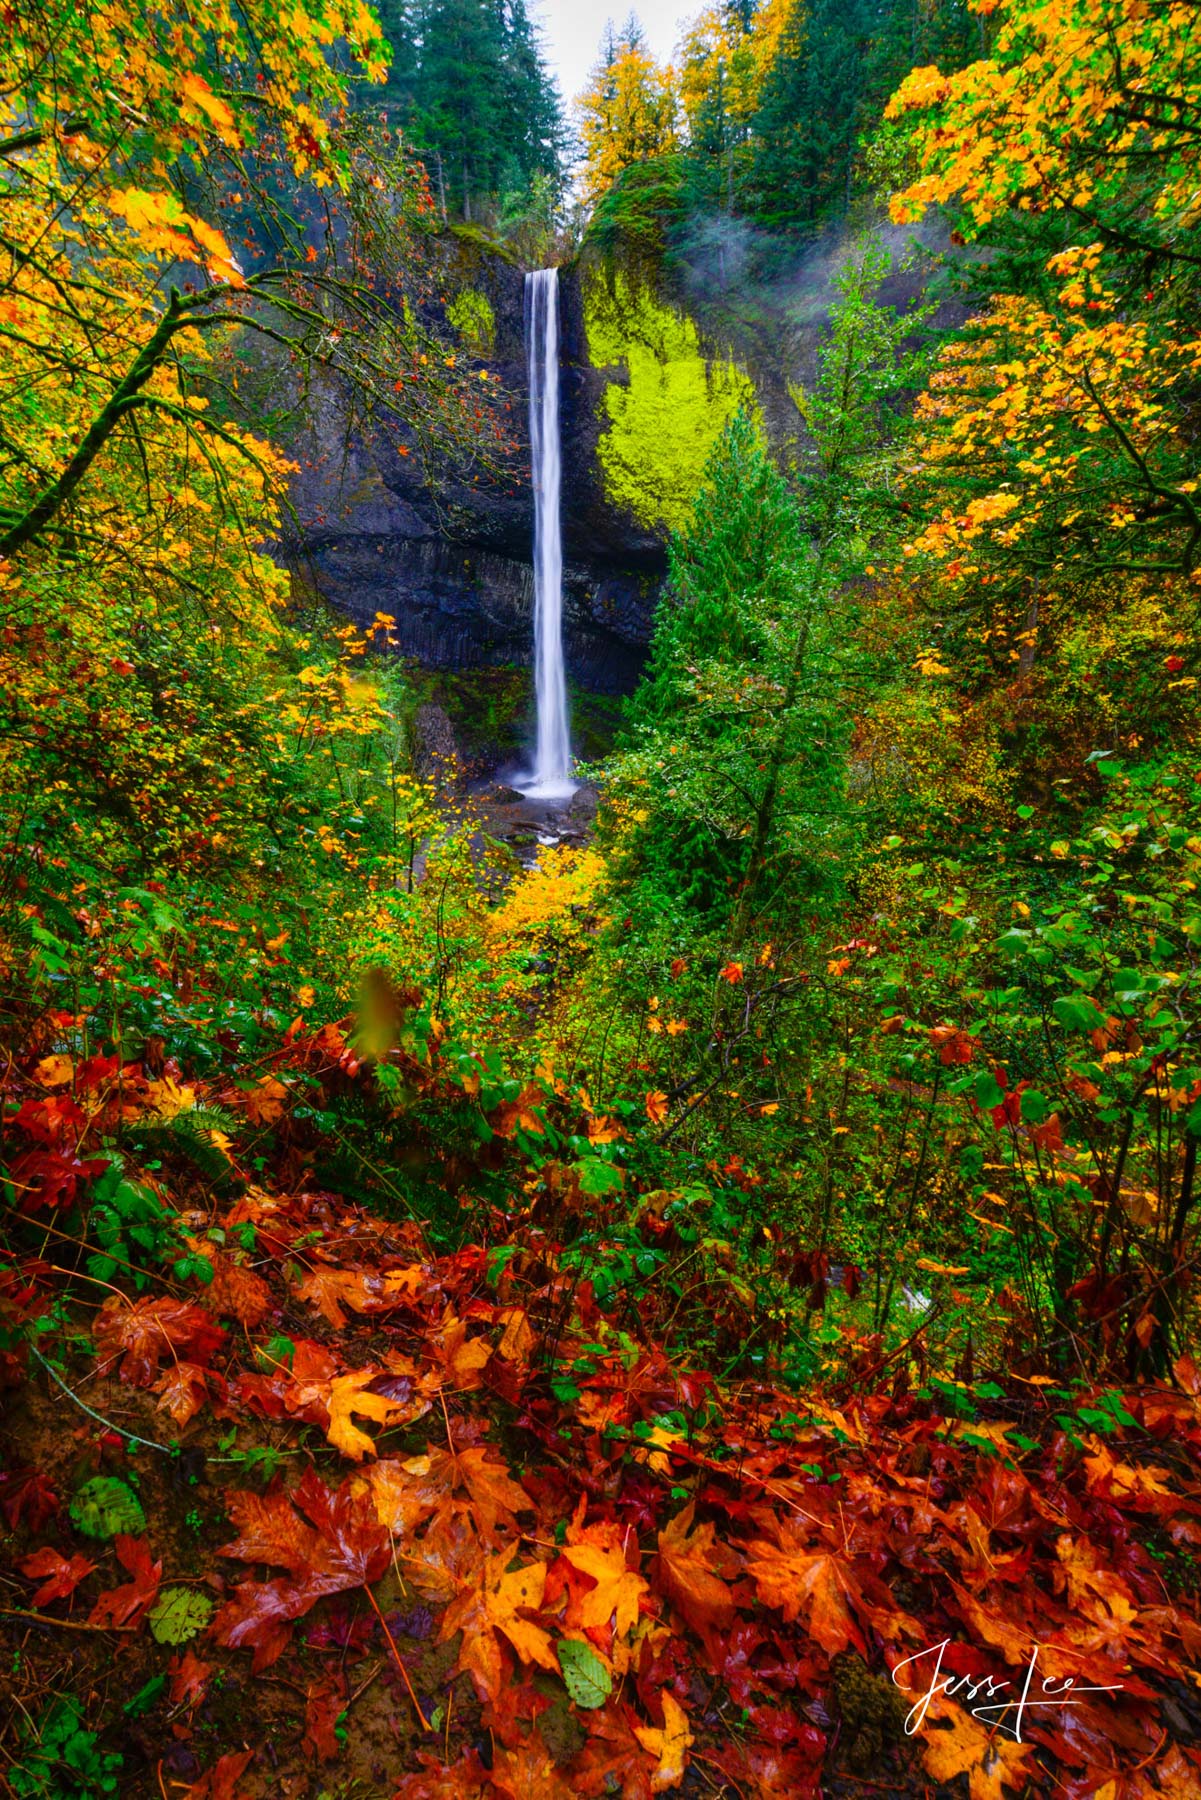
(519, 267, 575, 799)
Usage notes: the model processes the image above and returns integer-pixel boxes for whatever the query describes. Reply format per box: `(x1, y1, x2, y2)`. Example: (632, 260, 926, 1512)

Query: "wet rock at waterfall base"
(566, 783, 599, 823)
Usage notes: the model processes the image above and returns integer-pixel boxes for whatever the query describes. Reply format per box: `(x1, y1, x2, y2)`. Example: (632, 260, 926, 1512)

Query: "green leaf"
(148, 1588, 214, 1646)
(69, 1476, 145, 1540)
(995, 928, 1030, 958)
(1019, 1088, 1050, 1124)
(576, 1158, 624, 1196)
(558, 1637, 613, 1709)
(1053, 995, 1103, 1032)
(974, 1072, 1004, 1110)
(173, 1253, 214, 1285)
(123, 1675, 166, 1717)
(255, 1333, 296, 1372)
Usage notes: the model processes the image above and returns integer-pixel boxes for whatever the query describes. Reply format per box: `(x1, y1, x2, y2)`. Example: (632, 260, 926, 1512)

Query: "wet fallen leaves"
(3, 1175, 1200, 1800)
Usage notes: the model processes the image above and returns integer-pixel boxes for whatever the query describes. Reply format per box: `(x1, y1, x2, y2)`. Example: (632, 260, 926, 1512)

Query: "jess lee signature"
(892, 1639, 1126, 1743)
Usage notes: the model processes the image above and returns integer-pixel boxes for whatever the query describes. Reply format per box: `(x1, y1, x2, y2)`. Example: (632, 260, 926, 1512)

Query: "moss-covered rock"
(584, 270, 760, 534)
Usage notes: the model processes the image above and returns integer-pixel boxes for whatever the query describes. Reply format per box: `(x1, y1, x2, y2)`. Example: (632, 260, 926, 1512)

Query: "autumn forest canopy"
(3, 1, 1201, 1797)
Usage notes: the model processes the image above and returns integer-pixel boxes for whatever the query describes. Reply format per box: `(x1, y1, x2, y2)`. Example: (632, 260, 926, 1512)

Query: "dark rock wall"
(284, 239, 665, 696)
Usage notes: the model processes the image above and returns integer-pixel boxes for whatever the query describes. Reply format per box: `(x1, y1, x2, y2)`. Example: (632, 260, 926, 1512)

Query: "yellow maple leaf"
(497, 1306, 536, 1364)
(146, 1076, 197, 1119)
(440, 1553, 556, 1701)
(633, 1692, 693, 1792)
(34, 1054, 74, 1088)
(562, 1528, 648, 1643)
(179, 73, 241, 143)
(920, 1698, 1033, 1799)
(324, 1370, 408, 1461)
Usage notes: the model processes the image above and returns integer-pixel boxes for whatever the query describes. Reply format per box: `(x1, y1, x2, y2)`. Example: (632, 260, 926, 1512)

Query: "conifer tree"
(372, 0, 564, 221)
(748, 0, 871, 229)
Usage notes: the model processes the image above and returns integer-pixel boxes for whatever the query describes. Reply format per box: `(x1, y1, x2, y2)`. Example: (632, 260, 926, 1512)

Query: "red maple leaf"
(20, 1546, 96, 1606)
(94, 1296, 225, 1386)
(88, 1534, 161, 1629)
(0, 1468, 60, 1531)
(212, 1470, 389, 1671)
(169, 1648, 214, 1707)
(185, 1750, 255, 1799)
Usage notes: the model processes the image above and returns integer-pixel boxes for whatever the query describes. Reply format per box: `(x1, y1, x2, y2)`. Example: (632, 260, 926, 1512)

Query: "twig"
(364, 1584, 432, 1733)
(29, 1344, 175, 1455)
(0, 1609, 134, 1633)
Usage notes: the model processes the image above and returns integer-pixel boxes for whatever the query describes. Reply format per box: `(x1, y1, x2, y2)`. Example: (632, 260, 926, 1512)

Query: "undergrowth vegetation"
(2, 1, 1200, 1797)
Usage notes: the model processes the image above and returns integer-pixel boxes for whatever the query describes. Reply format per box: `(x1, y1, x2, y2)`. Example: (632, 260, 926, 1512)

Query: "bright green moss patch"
(446, 286, 496, 354)
(584, 272, 759, 534)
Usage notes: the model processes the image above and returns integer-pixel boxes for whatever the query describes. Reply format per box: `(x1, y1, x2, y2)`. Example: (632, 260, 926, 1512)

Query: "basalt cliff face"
(285, 238, 665, 695)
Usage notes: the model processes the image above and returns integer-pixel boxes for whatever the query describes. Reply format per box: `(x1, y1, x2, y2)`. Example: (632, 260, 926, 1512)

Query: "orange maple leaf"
(292, 1263, 424, 1329)
(562, 1519, 648, 1640)
(429, 1307, 493, 1390)
(439, 1551, 556, 1700)
(242, 1075, 289, 1125)
(191, 1245, 272, 1327)
(425, 1444, 532, 1542)
(154, 1361, 210, 1427)
(653, 1503, 737, 1642)
(744, 1523, 865, 1654)
(366, 1453, 443, 1539)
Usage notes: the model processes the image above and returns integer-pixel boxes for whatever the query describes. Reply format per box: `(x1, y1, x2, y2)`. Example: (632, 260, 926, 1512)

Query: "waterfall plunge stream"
(518, 268, 575, 800)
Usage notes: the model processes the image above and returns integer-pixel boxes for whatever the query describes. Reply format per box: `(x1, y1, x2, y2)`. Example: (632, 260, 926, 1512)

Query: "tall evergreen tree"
(708, 0, 978, 232)
(374, 0, 420, 121)
(747, 0, 872, 230)
(371, 0, 564, 222)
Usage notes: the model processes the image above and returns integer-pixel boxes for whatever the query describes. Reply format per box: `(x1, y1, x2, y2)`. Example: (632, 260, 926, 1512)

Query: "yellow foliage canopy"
(575, 35, 680, 207)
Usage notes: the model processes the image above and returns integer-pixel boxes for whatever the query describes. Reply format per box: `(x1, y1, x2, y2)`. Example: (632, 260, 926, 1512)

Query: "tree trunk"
(0, 293, 184, 558)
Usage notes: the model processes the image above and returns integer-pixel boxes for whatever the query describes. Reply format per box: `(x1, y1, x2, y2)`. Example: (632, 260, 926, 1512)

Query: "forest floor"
(2, 1011, 1200, 1800)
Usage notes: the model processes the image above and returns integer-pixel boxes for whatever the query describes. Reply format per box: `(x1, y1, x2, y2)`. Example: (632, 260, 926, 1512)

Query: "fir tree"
(748, 0, 871, 230)
(371, 0, 564, 222)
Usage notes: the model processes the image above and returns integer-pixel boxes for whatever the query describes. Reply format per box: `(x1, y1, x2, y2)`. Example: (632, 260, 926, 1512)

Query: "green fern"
(128, 1105, 238, 1184)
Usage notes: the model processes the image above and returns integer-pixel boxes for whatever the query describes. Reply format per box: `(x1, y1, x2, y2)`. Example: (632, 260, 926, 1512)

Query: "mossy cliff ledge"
(282, 236, 758, 693)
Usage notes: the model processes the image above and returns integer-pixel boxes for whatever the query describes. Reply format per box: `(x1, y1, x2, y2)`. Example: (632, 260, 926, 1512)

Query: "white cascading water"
(519, 267, 575, 799)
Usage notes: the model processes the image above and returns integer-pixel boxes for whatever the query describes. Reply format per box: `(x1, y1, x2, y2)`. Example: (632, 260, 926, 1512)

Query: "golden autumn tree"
(677, 0, 792, 196)
(880, 0, 1201, 760)
(886, 0, 1201, 263)
(575, 18, 680, 207)
(0, 0, 474, 906)
(0, 0, 496, 561)
(677, 2, 784, 129)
